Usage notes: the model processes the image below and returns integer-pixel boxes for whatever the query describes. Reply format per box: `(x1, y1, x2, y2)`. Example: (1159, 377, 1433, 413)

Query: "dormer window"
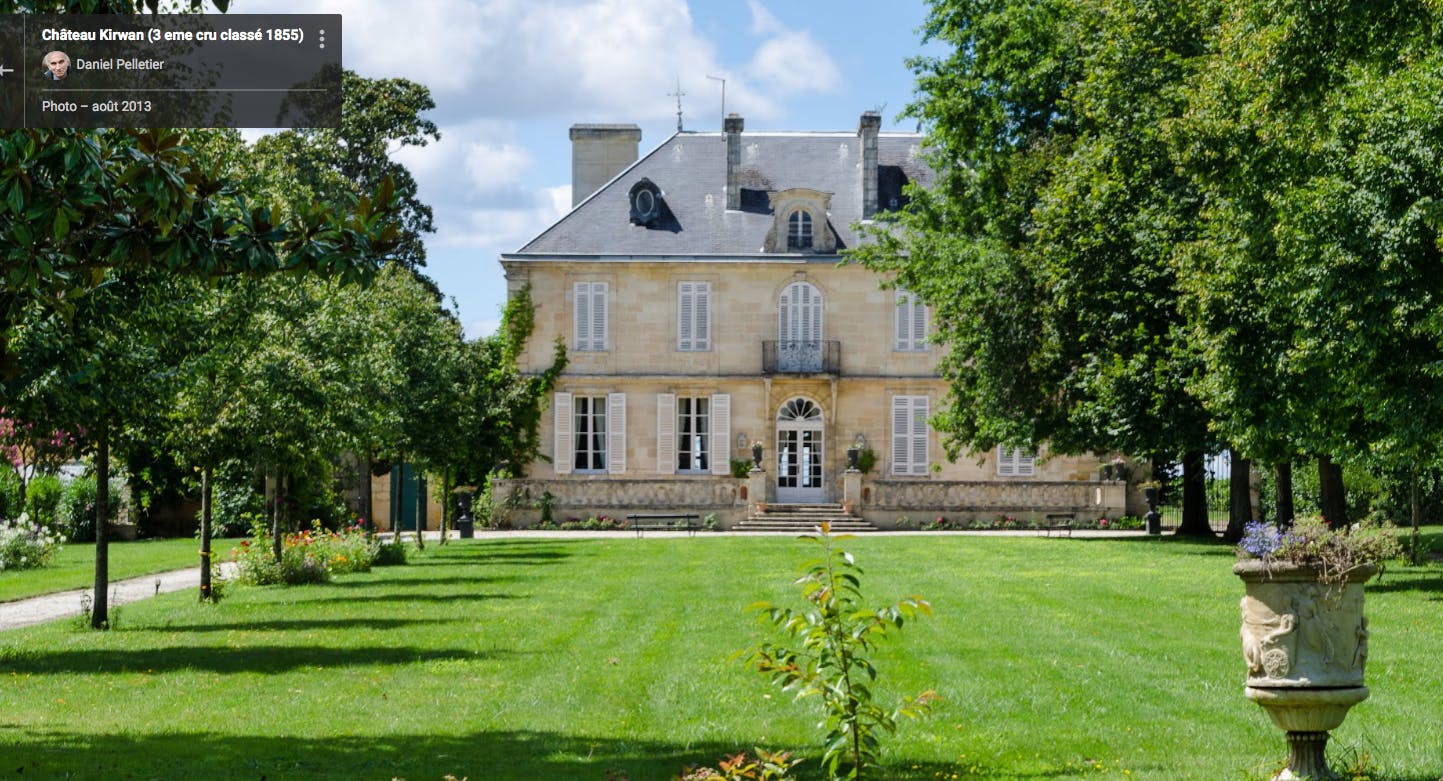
(787, 210, 813, 250)
(766, 189, 835, 253)
(629, 178, 664, 226)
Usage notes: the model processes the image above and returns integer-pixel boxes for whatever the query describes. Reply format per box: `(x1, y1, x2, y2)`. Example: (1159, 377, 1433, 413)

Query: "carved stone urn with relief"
(1234, 560, 1374, 781)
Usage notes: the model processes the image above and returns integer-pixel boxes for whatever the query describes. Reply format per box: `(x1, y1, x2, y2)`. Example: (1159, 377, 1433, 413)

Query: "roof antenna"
(668, 77, 686, 132)
(706, 75, 726, 125)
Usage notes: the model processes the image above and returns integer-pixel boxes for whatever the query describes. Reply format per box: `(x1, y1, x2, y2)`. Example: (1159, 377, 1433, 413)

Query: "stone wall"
(867, 479, 1126, 526)
(489, 476, 1124, 529)
(490, 477, 747, 527)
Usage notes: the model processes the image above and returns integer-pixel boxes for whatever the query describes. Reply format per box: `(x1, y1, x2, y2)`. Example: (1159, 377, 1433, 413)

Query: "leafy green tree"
(1173, 0, 1443, 536)
(851, 0, 1219, 534)
(253, 70, 440, 271)
(9, 270, 192, 627)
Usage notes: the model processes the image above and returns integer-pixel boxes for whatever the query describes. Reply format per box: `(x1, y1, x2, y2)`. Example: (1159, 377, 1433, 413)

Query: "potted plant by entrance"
(1234, 517, 1401, 780)
(752, 440, 764, 469)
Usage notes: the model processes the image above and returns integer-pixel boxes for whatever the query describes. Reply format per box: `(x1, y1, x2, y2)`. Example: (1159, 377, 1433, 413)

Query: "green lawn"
(0, 533, 1440, 780)
(0, 537, 207, 603)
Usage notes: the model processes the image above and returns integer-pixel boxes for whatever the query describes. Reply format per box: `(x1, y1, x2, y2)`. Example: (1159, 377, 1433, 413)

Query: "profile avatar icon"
(43, 50, 70, 81)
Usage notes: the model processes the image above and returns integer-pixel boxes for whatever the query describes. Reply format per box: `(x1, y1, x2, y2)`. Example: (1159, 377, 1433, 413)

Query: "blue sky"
(236, 0, 945, 337)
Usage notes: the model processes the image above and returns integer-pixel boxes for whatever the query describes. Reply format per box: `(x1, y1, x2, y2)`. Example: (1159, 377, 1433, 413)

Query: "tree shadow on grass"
(4, 729, 789, 781)
(1363, 571, 1443, 599)
(279, 591, 521, 606)
(18, 728, 1425, 781)
(146, 617, 468, 633)
(329, 575, 520, 588)
(0, 643, 519, 675)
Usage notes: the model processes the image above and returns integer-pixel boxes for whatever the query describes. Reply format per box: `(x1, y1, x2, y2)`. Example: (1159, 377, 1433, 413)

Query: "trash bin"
(454, 488, 476, 538)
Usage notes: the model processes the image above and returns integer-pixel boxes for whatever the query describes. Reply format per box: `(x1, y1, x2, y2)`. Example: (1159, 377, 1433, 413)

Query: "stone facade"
(495, 113, 1122, 527)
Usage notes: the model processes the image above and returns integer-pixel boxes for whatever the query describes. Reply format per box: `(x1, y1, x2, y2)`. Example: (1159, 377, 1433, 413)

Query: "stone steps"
(734, 504, 878, 533)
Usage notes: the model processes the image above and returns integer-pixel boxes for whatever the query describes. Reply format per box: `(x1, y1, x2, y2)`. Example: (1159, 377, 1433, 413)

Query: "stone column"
(843, 469, 862, 514)
(748, 466, 769, 511)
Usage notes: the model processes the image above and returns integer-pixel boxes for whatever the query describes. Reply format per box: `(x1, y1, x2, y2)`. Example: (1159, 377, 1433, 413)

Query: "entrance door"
(776, 398, 824, 503)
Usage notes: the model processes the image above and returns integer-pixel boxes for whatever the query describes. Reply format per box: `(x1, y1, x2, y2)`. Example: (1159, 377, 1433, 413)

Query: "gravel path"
(0, 564, 236, 631)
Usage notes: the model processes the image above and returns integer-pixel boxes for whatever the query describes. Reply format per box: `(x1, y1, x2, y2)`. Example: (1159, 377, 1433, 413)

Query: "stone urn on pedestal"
(1235, 559, 1374, 780)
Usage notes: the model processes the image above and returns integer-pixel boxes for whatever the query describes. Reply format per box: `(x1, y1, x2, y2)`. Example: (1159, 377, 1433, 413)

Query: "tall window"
(894, 289, 928, 351)
(657, 393, 729, 475)
(573, 396, 607, 472)
(891, 395, 929, 475)
(574, 281, 608, 351)
(787, 210, 813, 250)
(677, 397, 710, 472)
(997, 446, 1037, 477)
(677, 281, 711, 351)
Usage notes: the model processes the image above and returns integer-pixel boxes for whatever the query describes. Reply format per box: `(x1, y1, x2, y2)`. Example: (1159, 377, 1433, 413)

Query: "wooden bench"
(626, 513, 701, 537)
(1042, 513, 1075, 537)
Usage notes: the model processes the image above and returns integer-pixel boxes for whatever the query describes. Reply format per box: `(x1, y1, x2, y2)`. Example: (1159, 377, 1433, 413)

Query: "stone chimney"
(859, 111, 881, 219)
(724, 113, 744, 210)
(570, 124, 642, 207)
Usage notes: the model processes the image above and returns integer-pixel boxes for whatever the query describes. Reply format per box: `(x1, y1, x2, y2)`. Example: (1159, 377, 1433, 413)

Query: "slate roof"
(511, 129, 931, 258)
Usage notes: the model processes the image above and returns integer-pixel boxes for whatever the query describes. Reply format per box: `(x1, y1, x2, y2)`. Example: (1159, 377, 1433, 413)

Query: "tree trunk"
(1275, 462, 1295, 528)
(1410, 467, 1422, 566)
(359, 451, 374, 536)
(199, 465, 214, 602)
(1223, 449, 1252, 543)
(270, 466, 283, 562)
(439, 468, 451, 546)
(414, 470, 426, 550)
(1318, 455, 1348, 527)
(1175, 450, 1215, 537)
(91, 424, 111, 630)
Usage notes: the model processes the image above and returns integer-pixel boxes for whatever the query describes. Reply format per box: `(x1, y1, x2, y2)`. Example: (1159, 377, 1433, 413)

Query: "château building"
(491, 112, 1124, 528)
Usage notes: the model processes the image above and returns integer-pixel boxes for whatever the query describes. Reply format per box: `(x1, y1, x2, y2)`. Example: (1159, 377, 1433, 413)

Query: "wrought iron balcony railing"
(762, 340, 841, 375)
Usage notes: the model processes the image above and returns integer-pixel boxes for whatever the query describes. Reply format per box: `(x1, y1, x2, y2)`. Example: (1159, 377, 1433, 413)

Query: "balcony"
(762, 340, 841, 375)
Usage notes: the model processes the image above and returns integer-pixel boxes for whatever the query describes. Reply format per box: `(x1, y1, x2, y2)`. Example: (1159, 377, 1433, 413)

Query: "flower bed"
(0, 514, 63, 571)
(231, 522, 379, 585)
(896, 514, 1144, 531)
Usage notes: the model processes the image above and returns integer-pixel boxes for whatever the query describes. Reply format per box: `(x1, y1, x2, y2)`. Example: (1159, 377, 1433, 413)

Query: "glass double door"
(776, 428, 824, 503)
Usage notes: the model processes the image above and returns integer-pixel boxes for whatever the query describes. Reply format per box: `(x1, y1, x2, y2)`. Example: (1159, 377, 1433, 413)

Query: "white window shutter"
(910, 396, 929, 473)
(998, 447, 1035, 477)
(593, 283, 608, 350)
(709, 393, 730, 475)
(895, 292, 911, 351)
(607, 392, 626, 474)
(656, 393, 676, 473)
(678, 284, 695, 350)
(573, 284, 590, 350)
(695, 283, 711, 350)
(912, 296, 928, 348)
(554, 392, 573, 475)
(892, 396, 911, 475)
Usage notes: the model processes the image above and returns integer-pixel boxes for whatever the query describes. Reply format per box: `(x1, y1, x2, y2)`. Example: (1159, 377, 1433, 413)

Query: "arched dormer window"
(766, 189, 834, 253)
(787, 210, 813, 250)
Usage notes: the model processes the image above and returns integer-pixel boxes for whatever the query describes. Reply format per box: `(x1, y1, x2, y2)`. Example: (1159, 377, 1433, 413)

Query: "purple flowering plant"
(1237, 516, 1402, 587)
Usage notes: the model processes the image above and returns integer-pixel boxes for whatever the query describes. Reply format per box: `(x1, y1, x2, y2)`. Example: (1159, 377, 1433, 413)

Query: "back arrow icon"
(0, 65, 14, 77)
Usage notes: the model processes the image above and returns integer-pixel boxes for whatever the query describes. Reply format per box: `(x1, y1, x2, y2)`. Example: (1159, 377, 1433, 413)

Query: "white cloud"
(747, 30, 841, 95)
(463, 142, 535, 192)
(437, 184, 568, 249)
(747, 0, 784, 35)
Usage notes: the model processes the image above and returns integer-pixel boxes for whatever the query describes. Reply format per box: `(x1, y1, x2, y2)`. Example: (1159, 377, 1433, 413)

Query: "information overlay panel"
(0, 14, 341, 129)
